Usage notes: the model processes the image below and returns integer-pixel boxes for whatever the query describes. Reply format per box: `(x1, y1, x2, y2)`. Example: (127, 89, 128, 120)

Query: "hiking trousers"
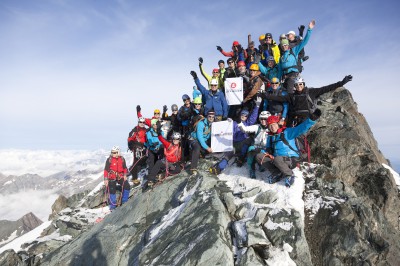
(147, 159, 183, 183)
(256, 154, 298, 177)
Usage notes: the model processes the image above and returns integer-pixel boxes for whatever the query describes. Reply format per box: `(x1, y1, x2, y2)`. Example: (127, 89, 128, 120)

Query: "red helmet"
(237, 61, 246, 67)
(267, 115, 280, 125)
(232, 41, 239, 46)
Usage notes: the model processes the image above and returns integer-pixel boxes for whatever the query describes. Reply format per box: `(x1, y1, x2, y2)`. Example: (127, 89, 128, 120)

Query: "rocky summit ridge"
(0, 87, 399, 266)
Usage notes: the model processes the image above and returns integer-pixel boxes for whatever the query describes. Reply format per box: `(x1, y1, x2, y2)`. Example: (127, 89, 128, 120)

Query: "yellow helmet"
(249, 64, 259, 71)
(193, 97, 202, 104)
(259, 34, 265, 41)
(154, 109, 160, 114)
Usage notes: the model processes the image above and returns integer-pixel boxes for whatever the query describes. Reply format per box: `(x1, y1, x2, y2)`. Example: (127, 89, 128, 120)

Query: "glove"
(156, 121, 162, 135)
(216, 46, 222, 52)
(342, 75, 353, 85)
(136, 105, 141, 113)
(255, 96, 262, 108)
(163, 105, 168, 114)
(190, 71, 198, 79)
(298, 25, 305, 37)
(309, 109, 322, 121)
(198, 57, 203, 64)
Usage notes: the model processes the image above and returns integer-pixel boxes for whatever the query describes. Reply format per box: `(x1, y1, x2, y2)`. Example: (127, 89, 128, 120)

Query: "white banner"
(225, 77, 243, 105)
(211, 121, 233, 152)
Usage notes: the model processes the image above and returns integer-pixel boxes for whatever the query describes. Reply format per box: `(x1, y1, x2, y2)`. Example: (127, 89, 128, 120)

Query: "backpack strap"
(280, 132, 300, 156)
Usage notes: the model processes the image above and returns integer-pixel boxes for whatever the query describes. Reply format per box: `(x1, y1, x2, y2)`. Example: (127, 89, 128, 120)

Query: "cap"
(207, 109, 216, 116)
(151, 119, 158, 126)
(267, 56, 275, 62)
(240, 109, 250, 116)
(280, 34, 287, 39)
(210, 79, 218, 86)
(287, 30, 296, 36)
(232, 41, 239, 46)
(212, 68, 219, 73)
(265, 33, 273, 38)
(271, 77, 280, 84)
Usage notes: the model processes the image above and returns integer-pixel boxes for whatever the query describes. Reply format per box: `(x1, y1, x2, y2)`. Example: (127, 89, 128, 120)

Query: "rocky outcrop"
(304, 88, 400, 265)
(0, 213, 43, 248)
(1, 88, 399, 266)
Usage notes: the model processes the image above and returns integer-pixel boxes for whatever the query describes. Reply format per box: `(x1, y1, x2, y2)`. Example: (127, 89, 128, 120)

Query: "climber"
(278, 20, 315, 94)
(237, 111, 271, 179)
(255, 110, 321, 187)
(143, 122, 183, 190)
(261, 75, 353, 127)
(188, 109, 216, 176)
(198, 57, 223, 89)
(127, 117, 148, 186)
(190, 71, 228, 122)
(103, 146, 131, 210)
(216, 40, 247, 63)
(162, 104, 180, 140)
(137, 105, 161, 127)
(259, 77, 288, 126)
(145, 119, 163, 172)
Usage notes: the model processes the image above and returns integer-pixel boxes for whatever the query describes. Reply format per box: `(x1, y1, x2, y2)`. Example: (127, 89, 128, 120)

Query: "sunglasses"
(195, 103, 201, 106)
(154, 112, 160, 115)
(294, 83, 304, 86)
(212, 72, 219, 74)
(228, 61, 234, 64)
(271, 82, 279, 85)
(211, 84, 218, 87)
(208, 115, 215, 118)
(111, 151, 118, 154)
(260, 118, 267, 121)
(266, 37, 272, 39)
(283, 44, 289, 47)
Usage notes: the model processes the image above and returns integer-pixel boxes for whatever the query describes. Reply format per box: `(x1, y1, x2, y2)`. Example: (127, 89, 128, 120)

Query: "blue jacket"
(258, 62, 281, 81)
(278, 28, 312, 75)
(195, 78, 228, 117)
(233, 106, 259, 142)
(178, 104, 192, 126)
(262, 87, 289, 119)
(145, 129, 162, 152)
(190, 119, 212, 150)
(266, 118, 316, 157)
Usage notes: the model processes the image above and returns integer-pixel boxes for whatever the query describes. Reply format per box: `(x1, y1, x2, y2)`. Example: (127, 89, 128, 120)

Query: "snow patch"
(265, 219, 293, 231)
(382, 163, 400, 191)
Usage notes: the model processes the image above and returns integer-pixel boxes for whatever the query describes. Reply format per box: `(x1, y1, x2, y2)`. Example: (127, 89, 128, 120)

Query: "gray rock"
(254, 191, 278, 205)
(237, 246, 266, 266)
(241, 187, 261, 198)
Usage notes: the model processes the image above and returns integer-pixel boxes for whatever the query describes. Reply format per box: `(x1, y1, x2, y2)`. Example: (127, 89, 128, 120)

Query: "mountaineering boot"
(268, 173, 283, 184)
(249, 169, 256, 179)
(209, 164, 220, 175)
(285, 176, 295, 187)
(121, 189, 130, 205)
(109, 194, 117, 210)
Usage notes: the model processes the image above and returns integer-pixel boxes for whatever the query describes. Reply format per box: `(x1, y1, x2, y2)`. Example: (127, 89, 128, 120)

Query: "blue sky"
(0, 0, 399, 169)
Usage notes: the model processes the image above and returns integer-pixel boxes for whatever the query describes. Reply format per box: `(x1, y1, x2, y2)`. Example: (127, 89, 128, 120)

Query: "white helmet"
(111, 146, 120, 155)
(138, 117, 146, 123)
(294, 76, 305, 84)
(259, 111, 271, 120)
(172, 132, 182, 140)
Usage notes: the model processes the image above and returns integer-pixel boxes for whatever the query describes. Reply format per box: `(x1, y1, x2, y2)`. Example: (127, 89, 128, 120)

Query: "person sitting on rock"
(209, 106, 260, 175)
(237, 111, 271, 179)
(261, 75, 353, 127)
(127, 117, 148, 186)
(143, 123, 183, 190)
(103, 146, 131, 210)
(190, 71, 228, 122)
(255, 110, 320, 187)
(188, 109, 216, 176)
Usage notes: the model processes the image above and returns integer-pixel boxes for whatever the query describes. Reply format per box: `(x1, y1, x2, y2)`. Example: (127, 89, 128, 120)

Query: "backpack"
(280, 133, 310, 162)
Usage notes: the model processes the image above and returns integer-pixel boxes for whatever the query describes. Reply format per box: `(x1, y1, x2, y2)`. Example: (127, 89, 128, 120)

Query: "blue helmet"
(240, 109, 250, 116)
(182, 94, 190, 101)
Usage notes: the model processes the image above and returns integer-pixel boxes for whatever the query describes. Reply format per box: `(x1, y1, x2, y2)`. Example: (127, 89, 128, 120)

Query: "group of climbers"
(103, 19, 353, 210)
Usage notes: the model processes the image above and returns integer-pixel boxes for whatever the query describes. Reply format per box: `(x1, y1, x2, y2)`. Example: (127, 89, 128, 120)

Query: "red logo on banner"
(231, 83, 237, 89)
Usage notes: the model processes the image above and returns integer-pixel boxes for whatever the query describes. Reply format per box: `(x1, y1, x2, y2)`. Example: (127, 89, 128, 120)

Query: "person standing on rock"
(143, 122, 184, 190)
(103, 146, 131, 210)
(256, 110, 321, 187)
(127, 117, 148, 187)
(260, 75, 353, 127)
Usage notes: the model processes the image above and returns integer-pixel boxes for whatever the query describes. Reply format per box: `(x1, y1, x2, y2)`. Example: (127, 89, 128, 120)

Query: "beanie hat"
(151, 119, 158, 126)
(281, 39, 289, 45)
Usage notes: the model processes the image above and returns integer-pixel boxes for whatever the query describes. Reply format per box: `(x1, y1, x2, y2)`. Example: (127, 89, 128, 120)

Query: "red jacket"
(128, 125, 147, 145)
(104, 156, 128, 180)
(158, 135, 182, 163)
